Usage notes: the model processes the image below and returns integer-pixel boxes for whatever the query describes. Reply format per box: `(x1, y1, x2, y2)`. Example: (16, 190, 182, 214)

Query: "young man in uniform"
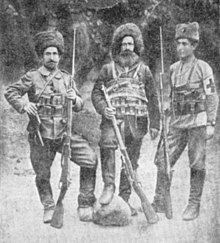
(92, 23, 160, 215)
(5, 30, 97, 223)
(152, 22, 219, 220)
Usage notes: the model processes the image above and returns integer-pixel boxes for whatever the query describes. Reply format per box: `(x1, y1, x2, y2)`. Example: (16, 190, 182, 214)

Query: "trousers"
(99, 117, 147, 201)
(28, 131, 97, 208)
(155, 126, 207, 171)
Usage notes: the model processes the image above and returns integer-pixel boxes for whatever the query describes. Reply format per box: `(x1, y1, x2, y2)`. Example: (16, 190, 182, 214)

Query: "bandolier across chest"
(38, 94, 67, 119)
(172, 60, 206, 116)
(106, 62, 148, 118)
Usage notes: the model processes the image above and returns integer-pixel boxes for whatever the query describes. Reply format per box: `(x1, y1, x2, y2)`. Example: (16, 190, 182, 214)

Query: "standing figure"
(5, 31, 97, 223)
(152, 22, 219, 220)
(92, 23, 160, 215)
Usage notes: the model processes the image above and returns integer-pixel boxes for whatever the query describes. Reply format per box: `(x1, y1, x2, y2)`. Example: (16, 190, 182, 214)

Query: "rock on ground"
(93, 195, 131, 226)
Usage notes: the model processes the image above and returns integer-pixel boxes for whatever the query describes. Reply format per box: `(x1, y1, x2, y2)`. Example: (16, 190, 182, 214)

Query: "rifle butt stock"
(123, 153, 159, 224)
(50, 202, 64, 229)
(50, 184, 68, 228)
(164, 192, 173, 219)
(164, 170, 174, 219)
(133, 182, 159, 224)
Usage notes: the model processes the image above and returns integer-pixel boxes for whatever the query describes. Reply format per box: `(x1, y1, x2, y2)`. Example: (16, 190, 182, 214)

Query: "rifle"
(28, 113, 44, 146)
(50, 27, 76, 229)
(35, 113, 44, 146)
(159, 27, 173, 219)
(102, 85, 159, 224)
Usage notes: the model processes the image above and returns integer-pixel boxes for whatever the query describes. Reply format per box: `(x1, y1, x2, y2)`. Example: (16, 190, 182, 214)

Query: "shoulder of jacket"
(170, 61, 180, 71)
(61, 69, 70, 74)
(60, 69, 71, 76)
(139, 61, 149, 70)
(138, 62, 152, 76)
(58, 70, 71, 81)
(22, 69, 38, 80)
(196, 59, 211, 69)
(26, 68, 37, 74)
(99, 63, 113, 75)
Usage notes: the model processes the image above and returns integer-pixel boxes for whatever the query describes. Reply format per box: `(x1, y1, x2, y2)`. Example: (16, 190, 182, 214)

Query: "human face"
(43, 46, 60, 71)
(121, 36, 135, 53)
(176, 38, 196, 61)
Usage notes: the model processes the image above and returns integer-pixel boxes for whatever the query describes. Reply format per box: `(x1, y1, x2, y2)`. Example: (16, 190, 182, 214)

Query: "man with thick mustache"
(92, 23, 160, 215)
(152, 22, 219, 221)
(5, 31, 97, 223)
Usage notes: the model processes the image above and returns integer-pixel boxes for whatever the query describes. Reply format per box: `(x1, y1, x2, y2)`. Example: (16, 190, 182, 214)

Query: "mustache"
(46, 60, 57, 64)
(120, 50, 133, 55)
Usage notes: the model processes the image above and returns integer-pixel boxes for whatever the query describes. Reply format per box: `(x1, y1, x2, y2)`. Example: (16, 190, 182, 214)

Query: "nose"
(177, 44, 183, 52)
(50, 54, 55, 60)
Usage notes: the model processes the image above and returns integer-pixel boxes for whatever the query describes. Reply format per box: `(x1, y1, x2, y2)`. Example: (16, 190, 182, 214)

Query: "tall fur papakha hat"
(34, 30, 64, 57)
(175, 22, 199, 41)
(111, 23, 144, 59)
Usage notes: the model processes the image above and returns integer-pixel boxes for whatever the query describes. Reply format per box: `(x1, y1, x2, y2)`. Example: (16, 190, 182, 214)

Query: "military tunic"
(93, 60, 159, 168)
(155, 58, 219, 170)
(5, 66, 97, 207)
(92, 59, 160, 202)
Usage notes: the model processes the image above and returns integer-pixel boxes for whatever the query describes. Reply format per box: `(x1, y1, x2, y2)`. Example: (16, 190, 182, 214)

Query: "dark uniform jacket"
(92, 60, 160, 133)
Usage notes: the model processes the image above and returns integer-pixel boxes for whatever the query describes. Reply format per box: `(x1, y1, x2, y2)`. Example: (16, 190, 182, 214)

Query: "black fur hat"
(34, 31, 64, 57)
(111, 23, 144, 59)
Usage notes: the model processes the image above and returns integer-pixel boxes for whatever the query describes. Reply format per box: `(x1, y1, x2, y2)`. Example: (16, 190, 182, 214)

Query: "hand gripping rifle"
(102, 85, 159, 224)
(159, 27, 173, 219)
(50, 28, 76, 229)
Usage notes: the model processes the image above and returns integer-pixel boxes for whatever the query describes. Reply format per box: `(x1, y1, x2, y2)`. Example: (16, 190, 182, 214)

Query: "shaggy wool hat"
(34, 30, 64, 56)
(111, 23, 144, 59)
(175, 22, 199, 41)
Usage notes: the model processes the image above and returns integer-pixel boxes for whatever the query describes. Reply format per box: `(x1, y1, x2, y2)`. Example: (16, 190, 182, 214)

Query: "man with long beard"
(92, 23, 160, 215)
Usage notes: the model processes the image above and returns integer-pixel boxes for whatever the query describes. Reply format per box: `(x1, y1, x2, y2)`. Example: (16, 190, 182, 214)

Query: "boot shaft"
(100, 148, 116, 185)
(188, 169, 206, 204)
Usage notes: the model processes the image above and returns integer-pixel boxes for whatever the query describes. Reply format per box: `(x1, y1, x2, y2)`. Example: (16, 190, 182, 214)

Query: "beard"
(115, 50, 139, 67)
(44, 61, 58, 71)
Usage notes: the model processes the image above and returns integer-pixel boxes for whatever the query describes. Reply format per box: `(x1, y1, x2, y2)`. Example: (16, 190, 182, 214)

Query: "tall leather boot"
(99, 148, 116, 205)
(182, 169, 206, 221)
(36, 179, 54, 204)
(78, 167, 97, 222)
(151, 170, 166, 213)
(118, 168, 137, 216)
(36, 179, 55, 223)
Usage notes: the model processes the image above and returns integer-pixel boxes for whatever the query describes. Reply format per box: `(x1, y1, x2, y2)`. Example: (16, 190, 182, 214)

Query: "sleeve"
(144, 65, 160, 130)
(4, 71, 34, 113)
(91, 65, 109, 116)
(202, 63, 219, 124)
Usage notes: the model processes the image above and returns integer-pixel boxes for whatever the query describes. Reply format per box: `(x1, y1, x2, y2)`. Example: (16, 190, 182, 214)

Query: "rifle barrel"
(72, 27, 76, 78)
(160, 27, 164, 74)
(159, 26, 173, 219)
(102, 85, 159, 224)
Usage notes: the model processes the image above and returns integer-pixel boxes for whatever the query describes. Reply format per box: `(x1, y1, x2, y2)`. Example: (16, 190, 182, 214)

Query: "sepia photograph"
(0, 0, 220, 242)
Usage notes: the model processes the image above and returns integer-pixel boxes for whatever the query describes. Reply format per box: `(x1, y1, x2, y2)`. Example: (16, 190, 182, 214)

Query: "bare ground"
(0, 81, 220, 243)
